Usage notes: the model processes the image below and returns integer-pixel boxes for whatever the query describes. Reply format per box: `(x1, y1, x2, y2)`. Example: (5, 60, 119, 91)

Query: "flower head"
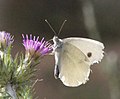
(22, 34, 53, 60)
(0, 31, 14, 49)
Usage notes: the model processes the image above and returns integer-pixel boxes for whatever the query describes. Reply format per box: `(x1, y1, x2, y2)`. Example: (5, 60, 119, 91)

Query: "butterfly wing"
(63, 37, 104, 65)
(58, 42, 91, 87)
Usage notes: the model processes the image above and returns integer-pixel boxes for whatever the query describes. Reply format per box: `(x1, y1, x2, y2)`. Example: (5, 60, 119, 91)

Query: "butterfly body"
(53, 36, 63, 79)
(52, 36, 104, 87)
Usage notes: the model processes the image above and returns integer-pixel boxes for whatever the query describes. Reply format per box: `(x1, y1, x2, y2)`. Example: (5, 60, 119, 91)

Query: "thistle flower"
(0, 31, 14, 49)
(22, 34, 53, 60)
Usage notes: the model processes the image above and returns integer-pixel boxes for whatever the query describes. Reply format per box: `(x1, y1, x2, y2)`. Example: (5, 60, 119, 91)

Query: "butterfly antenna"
(45, 19, 57, 36)
(58, 20, 67, 36)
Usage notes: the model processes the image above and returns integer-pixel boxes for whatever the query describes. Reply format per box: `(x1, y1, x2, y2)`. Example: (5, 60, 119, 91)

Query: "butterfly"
(45, 20, 104, 87)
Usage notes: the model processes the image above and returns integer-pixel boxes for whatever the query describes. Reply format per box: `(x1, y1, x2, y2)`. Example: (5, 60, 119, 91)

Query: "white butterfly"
(46, 20, 104, 87)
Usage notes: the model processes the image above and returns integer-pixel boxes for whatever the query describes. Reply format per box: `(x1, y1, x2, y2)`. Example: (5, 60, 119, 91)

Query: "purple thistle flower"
(22, 34, 53, 59)
(0, 31, 14, 49)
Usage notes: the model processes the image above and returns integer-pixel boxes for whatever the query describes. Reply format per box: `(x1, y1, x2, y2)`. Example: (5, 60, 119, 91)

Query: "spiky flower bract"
(22, 34, 52, 61)
(0, 31, 14, 50)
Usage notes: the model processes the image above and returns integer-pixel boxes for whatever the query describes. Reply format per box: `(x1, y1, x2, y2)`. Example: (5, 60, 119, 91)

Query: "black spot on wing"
(87, 52, 92, 58)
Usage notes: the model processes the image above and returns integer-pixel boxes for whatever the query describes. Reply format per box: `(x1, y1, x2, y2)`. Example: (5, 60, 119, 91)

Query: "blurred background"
(0, 0, 120, 99)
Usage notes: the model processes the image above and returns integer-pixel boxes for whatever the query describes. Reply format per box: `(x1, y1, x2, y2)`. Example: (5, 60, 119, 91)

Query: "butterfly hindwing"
(58, 42, 91, 87)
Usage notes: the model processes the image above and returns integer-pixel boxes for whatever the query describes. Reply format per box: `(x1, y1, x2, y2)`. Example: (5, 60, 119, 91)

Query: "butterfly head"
(52, 35, 63, 49)
(53, 36, 59, 43)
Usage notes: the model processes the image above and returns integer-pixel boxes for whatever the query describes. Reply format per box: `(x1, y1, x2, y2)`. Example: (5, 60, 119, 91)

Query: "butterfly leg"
(54, 64, 59, 79)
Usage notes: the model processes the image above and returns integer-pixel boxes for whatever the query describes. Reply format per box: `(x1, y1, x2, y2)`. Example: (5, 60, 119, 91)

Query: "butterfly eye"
(87, 52, 92, 58)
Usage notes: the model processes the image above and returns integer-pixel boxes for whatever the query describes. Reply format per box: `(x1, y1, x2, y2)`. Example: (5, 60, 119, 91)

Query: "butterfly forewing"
(63, 38, 104, 65)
